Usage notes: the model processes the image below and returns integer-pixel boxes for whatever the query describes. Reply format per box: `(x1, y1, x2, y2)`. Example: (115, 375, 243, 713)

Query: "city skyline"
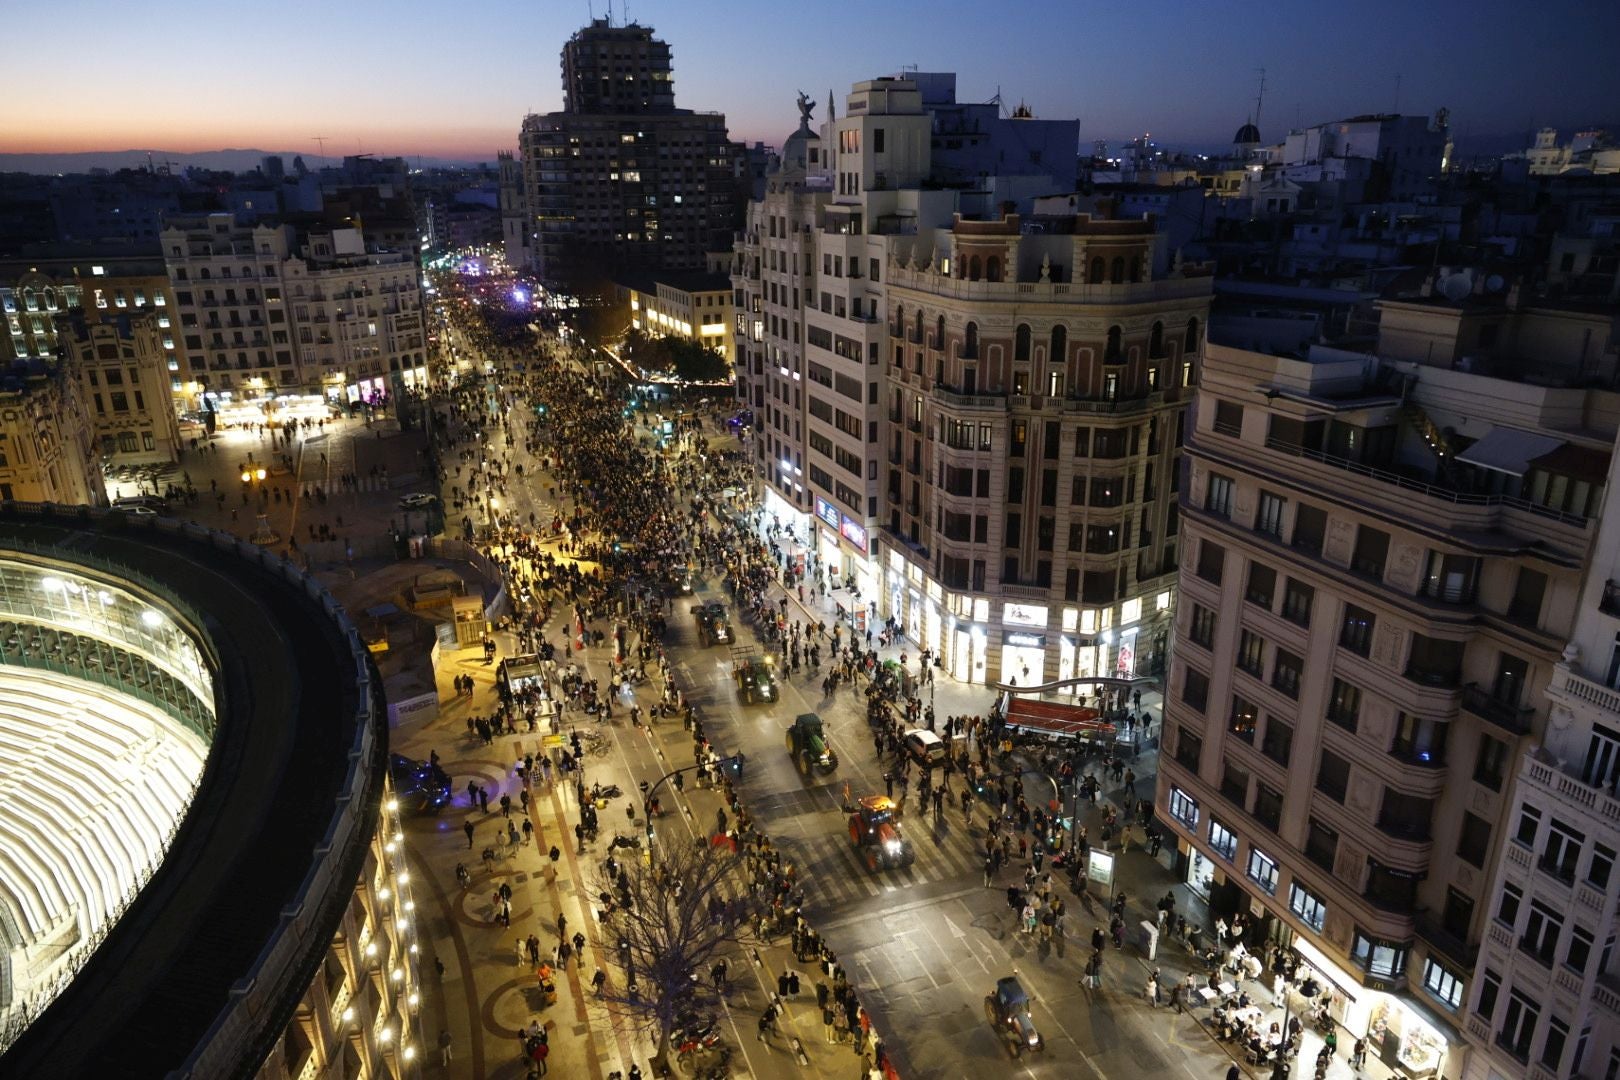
(6, 0, 1617, 164)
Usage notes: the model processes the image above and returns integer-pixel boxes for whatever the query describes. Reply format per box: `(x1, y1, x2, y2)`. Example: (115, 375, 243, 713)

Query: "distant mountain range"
(0, 148, 490, 175)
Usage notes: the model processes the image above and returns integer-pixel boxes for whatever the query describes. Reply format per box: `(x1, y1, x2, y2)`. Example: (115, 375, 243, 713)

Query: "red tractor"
(847, 795, 914, 871)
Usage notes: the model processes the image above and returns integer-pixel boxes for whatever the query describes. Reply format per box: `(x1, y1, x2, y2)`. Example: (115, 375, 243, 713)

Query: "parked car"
(398, 493, 439, 510)
(902, 728, 948, 769)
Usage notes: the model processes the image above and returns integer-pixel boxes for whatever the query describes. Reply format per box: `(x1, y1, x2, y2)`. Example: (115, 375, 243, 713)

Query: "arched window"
(892, 304, 903, 336)
(1050, 325, 1067, 367)
(1131, 258, 1143, 283)
(1105, 325, 1123, 362)
(1185, 316, 1201, 353)
(914, 308, 924, 338)
(1109, 257, 1125, 284)
(1015, 324, 1031, 365)
(986, 256, 1001, 282)
(935, 315, 945, 350)
(1089, 256, 1105, 284)
(1149, 322, 1164, 359)
(968, 255, 982, 281)
(964, 321, 979, 359)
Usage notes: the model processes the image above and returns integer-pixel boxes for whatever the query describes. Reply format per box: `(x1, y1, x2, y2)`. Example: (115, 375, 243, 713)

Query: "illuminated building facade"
(0, 507, 418, 1078)
(161, 213, 427, 405)
(617, 270, 735, 362)
(1156, 334, 1614, 1079)
(58, 311, 184, 467)
(516, 20, 739, 287)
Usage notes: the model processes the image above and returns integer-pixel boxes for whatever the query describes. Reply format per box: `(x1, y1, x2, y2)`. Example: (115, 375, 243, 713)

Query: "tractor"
(785, 713, 838, 776)
(847, 794, 914, 871)
(690, 600, 732, 646)
(732, 647, 780, 704)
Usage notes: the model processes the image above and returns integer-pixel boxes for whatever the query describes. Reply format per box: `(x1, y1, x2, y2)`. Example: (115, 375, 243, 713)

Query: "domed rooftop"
(1234, 121, 1261, 145)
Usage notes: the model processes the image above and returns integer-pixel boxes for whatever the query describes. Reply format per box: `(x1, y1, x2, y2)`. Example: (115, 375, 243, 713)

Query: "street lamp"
(642, 755, 742, 848)
(240, 467, 267, 483)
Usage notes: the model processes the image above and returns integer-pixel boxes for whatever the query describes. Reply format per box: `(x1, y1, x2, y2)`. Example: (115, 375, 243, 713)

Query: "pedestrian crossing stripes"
(777, 810, 986, 910)
(299, 475, 390, 496)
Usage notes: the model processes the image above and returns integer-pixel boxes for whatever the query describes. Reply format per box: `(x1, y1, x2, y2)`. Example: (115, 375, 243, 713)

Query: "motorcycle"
(592, 782, 623, 801)
(611, 832, 642, 851)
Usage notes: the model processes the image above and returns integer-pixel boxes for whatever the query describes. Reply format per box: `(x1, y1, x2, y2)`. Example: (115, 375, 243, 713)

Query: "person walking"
(463, 819, 475, 849)
(438, 1028, 452, 1066)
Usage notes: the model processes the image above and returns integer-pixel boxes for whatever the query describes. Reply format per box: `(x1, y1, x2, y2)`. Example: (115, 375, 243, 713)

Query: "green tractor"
(786, 713, 838, 777)
(732, 647, 780, 704)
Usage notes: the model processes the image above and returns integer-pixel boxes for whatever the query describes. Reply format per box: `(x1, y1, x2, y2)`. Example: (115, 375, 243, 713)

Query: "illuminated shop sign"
(839, 515, 867, 553)
(815, 498, 840, 529)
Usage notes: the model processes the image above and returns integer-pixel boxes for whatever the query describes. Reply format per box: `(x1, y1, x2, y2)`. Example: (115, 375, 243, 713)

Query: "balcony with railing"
(1414, 910, 1478, 967)
(1460, 684, 1535, 736)
(1257, 436, 1592, 531)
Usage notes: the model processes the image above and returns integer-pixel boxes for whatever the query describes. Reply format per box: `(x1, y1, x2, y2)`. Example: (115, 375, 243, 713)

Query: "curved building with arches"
(0, 505, 420, 1079)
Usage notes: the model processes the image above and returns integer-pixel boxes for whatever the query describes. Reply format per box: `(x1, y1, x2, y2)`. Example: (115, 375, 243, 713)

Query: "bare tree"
(591, 837, 764, 1068)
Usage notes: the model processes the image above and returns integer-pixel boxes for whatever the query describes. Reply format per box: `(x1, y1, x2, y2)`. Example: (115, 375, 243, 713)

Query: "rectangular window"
(1209, 818, 1237, 860)
(1220, 762, 1250, 806)
(1182, 668, 1210, 712)
(1391, 711, 1449, 766)
(1255, 491, 1285, 537)
(1245, 563, 1276, 608)
(1507, 567, 1547, 626)
(1422, 957, 1465, 1009)
(1352, 525, 1390, 578)
(1476, 968, 1501, 1020)
(1272, 649, 1302, 698)
(1237, 632, 1265, 678)
(1305, 818, 1338, 872)
(1422, 550, 1481, 604)
(1289, 880, 1327, 932)
(1457, 812, 1492, 867)
(1351, 930, 1409, 979)
(1334, 605, 1373, 654)
(1543, 819, 1585, 882)
(1168, 786, 1199, 829)
(1378, 788, 1434, 841)
(1316, 749, 1351, 803)
(1253, 783, 1284, 832)
(1189, 604, 1216, 649)
(1230, 694, 1258, 743)
(1497, 882, 1523, 927)
(1281, 578, 1314, 627)
(1476, 734, 1509, 790)
(1205, 473, 1233, 517)
(1541, 1016, 1569, 1072)
(1523, 901, 1563, 965)
(1196, 539, 1225, 583)
(1246, 848, 1279, 894)
(1213, 399, 1243, 437)
(1261, 717, 1294, 766)
(1567, 924, 1594, 975)
(1499, 990, 1538, 1062)
(1589, 842, 1615, 890)
(1292, 504, 1327, 555)
(1327, 678, 1361, 731)
(1173, 725, 1203, 772)
(1515, 803, 1542, 847)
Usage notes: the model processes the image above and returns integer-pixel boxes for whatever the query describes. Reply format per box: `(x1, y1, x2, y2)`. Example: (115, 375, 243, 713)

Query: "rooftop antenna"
(1393, 72, 1402, 114)
(1253, 67, 1267, 132)
(311, 135, 329, 165)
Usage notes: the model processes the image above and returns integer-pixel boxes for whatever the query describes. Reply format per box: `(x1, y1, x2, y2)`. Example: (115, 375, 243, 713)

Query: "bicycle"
(582, 731, 612, 757)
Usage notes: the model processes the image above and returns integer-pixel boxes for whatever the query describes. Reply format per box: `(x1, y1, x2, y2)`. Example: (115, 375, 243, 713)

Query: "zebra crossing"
(298, 474, 389, 496)
(777, 808, 986, 909)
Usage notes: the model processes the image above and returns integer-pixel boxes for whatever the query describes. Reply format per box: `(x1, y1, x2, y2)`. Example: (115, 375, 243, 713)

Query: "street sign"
(542, 733, 565, 749)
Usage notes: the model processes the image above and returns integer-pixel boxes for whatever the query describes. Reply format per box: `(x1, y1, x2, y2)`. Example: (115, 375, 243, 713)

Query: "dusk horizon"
(7, 0, 1616, 164)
